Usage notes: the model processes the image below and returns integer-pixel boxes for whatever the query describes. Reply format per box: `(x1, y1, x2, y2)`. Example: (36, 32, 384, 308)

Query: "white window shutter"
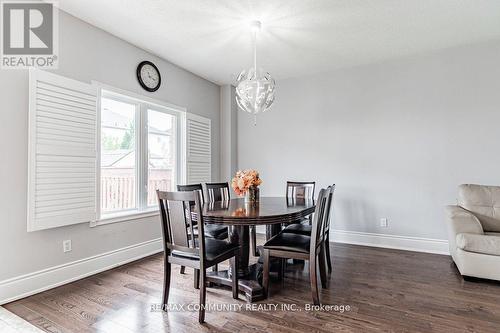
(28, 69, 98, 231)
(186, 113, 211, 184)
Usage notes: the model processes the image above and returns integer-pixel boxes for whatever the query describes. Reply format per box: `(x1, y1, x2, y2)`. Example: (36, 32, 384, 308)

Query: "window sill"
(90, 210, 159, 227)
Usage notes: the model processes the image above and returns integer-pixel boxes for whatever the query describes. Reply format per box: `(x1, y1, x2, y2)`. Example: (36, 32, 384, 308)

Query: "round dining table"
(202, 197, 315, 302)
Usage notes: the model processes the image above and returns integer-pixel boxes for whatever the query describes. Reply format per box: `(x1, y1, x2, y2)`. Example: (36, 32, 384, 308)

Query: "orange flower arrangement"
(231, 169, 262, 196)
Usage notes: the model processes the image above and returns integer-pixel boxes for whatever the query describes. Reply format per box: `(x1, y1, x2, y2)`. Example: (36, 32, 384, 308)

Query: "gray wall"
(238, 40, 500, 240)
(220, 85, 238, 181)
(0, 11, 220, 281)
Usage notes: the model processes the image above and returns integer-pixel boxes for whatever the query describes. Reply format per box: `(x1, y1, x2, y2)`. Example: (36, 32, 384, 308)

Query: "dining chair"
(157, 190, 240, 324)
(280, 181, 317, 268)
(177, 184, 228, 240)
(286, 181, 316, 201)
(177, 184, 229, 275)
(202, 182, 231, 202)
(286, 181, 316, 225)
(282, 184, 335, 273)
(262, 187, 332, 305)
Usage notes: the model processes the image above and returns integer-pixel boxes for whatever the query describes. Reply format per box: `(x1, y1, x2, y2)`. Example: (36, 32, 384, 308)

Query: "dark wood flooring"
(5, 241, 500, 333)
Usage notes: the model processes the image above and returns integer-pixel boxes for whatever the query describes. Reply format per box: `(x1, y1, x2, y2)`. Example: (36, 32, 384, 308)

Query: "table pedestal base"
(206, 259, 283, 303)
(206, 263, 264, 302)
(205, 223, 288, 302)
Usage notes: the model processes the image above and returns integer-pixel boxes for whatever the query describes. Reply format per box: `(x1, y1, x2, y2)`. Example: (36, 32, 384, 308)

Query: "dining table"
(202, 197, 315, 302)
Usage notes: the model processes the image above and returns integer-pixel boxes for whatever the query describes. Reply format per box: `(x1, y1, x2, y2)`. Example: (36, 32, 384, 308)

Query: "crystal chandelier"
(235, 20, 276, 124)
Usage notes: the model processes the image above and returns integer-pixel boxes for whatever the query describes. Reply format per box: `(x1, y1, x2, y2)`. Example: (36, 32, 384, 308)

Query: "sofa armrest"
(445, 205, 483, 235)
(446, 205, 483, 255)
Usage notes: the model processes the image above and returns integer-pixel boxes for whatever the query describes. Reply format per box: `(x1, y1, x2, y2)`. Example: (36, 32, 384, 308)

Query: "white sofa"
(446, 184, 500, 281)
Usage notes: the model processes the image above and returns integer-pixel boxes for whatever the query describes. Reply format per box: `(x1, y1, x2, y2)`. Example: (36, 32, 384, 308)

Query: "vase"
(245, 186, 260, 203)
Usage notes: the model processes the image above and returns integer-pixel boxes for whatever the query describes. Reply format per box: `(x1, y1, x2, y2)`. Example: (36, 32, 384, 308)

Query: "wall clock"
(136, 61, 161, 92)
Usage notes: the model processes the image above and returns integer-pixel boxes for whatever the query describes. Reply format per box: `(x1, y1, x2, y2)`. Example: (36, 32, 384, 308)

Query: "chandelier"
(235, 20, 276, 124)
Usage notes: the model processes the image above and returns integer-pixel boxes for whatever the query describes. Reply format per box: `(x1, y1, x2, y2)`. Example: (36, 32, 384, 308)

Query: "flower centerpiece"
(231, 169, 262, 203)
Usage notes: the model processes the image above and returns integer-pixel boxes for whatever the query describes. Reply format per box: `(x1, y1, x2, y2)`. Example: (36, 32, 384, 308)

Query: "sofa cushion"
(456, 233, 500, 256)
(458, 184, 500, 232)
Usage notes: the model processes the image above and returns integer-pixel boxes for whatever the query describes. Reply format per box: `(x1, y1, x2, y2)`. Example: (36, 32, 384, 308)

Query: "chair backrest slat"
(319, 185, 335, 242)
(158, 192, 171, 245)
(170, 200, 190, 247)
(309, 187, 330, 253)
(286, 181, 315, 200)
(323, 185, 335, 235)
(203, 182, 230, 203)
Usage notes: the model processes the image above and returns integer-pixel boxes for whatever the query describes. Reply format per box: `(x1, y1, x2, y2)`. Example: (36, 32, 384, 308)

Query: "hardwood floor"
(0, 306, 44, 332)
(5, 242, 500, 333)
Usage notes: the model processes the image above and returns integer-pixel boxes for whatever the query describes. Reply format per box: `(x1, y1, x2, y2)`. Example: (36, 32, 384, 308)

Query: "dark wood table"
(202, 197, 315, 302)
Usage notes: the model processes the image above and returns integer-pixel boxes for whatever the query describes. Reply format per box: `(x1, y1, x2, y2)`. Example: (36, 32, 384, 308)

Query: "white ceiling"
(58, 0, 500, 85)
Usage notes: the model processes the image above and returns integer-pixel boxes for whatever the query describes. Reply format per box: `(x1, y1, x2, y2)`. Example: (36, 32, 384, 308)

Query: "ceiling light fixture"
(235, 20, 276, 125)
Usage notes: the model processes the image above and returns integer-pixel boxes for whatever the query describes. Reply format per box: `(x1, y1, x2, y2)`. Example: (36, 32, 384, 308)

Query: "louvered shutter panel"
(186, 113, 211, 184)
(28, 69, 97, 231)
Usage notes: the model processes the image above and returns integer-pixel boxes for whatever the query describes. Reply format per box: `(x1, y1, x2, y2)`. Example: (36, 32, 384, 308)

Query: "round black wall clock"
(136, 61, 161, 92)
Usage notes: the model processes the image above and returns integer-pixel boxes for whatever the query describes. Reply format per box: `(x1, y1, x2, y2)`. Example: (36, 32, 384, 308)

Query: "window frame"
(91, 82, 186, 227)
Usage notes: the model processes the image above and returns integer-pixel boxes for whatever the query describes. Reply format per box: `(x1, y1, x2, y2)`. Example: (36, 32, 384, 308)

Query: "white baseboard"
(256, 229, 449, 255)
(331, 229, 449, 255)
(0, 238, 163, 305)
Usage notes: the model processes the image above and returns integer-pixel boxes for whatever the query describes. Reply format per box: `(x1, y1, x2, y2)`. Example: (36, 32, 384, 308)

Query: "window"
(100, 97, 137, 214)
(147, 109, 177, 206)
(99, 91, 182, 219)
(28, 70, 211, 231)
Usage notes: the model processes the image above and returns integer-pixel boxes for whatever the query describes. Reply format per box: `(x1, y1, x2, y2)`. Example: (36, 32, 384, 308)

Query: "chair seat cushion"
(204, 224, 228, 239)
(172, 238, 239, 262)
(456, 232, 500, 256)
(263, 232, 311, 253)
(188, 223, 228, 240)
(282, 223, 312, 236)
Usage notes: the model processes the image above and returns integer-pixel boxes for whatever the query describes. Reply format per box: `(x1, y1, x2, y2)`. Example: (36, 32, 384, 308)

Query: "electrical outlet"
(63, 240, 72, 253)
(380, 218, 388, 227)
